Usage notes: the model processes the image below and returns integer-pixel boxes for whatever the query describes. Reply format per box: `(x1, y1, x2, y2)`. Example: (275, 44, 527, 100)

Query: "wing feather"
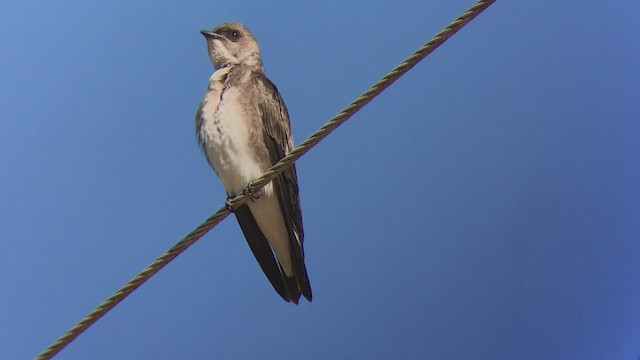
(254, 71, 312, 301)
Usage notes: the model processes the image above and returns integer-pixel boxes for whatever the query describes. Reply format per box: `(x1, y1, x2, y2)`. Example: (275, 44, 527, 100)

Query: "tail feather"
(234, 205, 291, 302)
(288, 239, 312, 302)
(234, 204, 312, 303)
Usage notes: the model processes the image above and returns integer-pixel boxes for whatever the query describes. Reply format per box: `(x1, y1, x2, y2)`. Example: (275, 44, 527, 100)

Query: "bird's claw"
(243, 182, 262, 202)
(225, 196, 236, 213)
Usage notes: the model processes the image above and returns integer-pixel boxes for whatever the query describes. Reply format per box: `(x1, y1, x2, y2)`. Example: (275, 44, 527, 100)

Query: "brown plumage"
(196, 22, 312, 303)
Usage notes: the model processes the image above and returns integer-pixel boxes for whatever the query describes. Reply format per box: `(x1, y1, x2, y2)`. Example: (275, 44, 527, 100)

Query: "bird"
(195, 22, 312, 304)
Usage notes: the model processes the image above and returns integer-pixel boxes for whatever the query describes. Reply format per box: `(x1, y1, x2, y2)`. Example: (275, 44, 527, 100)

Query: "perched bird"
(195, 22, 312, 303)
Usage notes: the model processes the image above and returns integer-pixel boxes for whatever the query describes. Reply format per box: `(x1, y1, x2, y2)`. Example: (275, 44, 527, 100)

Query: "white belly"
(199, 71, 273, 197)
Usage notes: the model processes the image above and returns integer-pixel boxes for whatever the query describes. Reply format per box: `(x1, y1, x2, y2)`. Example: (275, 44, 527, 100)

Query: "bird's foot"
(225, 196, 236, 213)
(243, 181, 262, 202)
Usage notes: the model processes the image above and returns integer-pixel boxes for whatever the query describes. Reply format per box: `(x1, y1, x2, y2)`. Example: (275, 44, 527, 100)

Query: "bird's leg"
(225, 195, 236, 213)
(243, 181, 262, 202)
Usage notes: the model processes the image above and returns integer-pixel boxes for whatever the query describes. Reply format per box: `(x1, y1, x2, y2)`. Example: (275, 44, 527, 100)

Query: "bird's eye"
(231, 31, 239, 38)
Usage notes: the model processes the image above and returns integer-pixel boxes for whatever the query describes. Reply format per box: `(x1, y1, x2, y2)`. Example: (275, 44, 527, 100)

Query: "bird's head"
(201, 22, 262, 70)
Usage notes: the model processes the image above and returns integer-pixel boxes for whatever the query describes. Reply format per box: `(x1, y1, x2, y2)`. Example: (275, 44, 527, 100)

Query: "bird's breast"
(199, 73, 268, 196)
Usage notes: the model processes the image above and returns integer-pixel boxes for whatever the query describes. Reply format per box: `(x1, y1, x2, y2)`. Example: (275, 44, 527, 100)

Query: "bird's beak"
(200, 30, 220, 39)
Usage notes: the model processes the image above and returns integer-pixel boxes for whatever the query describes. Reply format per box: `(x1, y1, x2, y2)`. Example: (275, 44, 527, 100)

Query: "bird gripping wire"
(36, 1, 496, 358)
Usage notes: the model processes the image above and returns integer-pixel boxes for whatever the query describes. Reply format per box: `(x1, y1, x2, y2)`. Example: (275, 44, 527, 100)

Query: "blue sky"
(2, 0, 639, 359)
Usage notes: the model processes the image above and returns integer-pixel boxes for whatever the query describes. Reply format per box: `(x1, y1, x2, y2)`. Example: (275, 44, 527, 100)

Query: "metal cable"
(36, 1, 496, 358)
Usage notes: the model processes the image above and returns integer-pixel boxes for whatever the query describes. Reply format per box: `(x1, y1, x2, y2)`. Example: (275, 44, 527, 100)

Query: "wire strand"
(36, 1, 496, 358)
